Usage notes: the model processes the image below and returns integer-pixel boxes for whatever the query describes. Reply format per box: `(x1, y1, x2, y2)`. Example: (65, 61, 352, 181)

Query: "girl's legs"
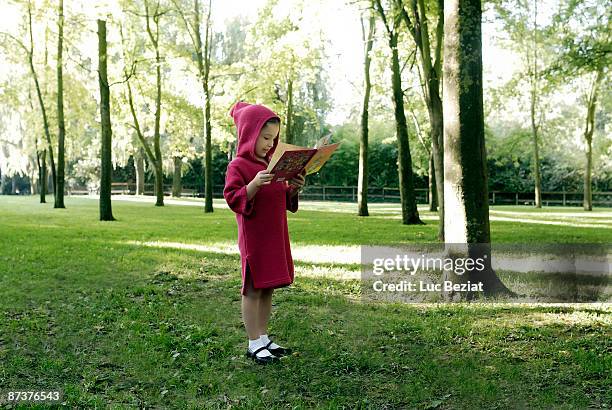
(258, 288, 274, 335)
(242, 266, 276, 361)
(258, 289, 289, 352)
(242, 267, 288, 360)
(241, 269, 263, 341)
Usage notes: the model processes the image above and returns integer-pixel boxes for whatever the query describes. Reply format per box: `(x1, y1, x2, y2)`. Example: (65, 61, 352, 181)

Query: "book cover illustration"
(267, 135, 340, 182)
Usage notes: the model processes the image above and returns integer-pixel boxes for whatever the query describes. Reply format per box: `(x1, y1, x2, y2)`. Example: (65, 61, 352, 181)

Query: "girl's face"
(255, 122, 279, 160)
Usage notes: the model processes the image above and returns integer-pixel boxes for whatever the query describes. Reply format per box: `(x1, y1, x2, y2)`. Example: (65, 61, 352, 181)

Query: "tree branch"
(170, 0, 197, 49)
(0, 32, 29, 54)
(395, 0, 418, 43)
(374, 0, 392, 36)
(432, 0, 443, 77)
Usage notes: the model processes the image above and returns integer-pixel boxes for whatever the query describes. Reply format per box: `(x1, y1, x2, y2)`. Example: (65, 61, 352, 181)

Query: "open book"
(266, 134, 341, 183)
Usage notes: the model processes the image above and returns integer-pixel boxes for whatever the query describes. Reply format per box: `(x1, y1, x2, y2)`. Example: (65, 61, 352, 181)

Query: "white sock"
(248, 338, 272, 357)
(259, 334, 280, 350)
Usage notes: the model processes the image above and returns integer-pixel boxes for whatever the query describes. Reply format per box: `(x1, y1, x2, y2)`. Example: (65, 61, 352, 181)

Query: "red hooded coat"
(223, 102, 299, 295)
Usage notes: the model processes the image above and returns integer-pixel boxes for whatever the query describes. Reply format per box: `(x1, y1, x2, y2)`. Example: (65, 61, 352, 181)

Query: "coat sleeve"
(224, 163, 255, 216)
(286, 184, 299, 213)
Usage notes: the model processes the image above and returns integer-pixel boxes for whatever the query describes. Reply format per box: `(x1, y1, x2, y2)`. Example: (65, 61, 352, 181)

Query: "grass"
(0, 195, 610, 409)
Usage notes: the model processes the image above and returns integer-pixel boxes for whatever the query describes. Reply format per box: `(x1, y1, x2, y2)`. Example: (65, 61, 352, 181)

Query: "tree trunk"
(143, 0, 164, 207)
(583, 68, 604, 211)
(203, 80, 213, 211)
(390, 32, 423, 225)
(398, 0, 445, 239)
(38, 149, 47, 203)
(530, 92, 542, 208)
(29, 172, 36, 196)
(192, 0, 213, 212)
(530, 1, 542, 208)
(584, 136, 592, 211)
(203, 0, 213, 212)
(135, 148, 145, 195)
(417, 0, 445, 237)
(54, 0, 65, 208)
(358, 12, 375, 217)
(285, 78, 294, 145)
(98, 19, 115, 221)
(530, 120, 542, 208)
(172, 156, 182, 197)
(442, 0, 512, 298)
(152, 52, 163, 205)
(153, 164, 164, 201)
(12, 175, 18, 194)
(428, 152, 438, 211)
(429, 98, 445, 236)
(227, 141, 235, 162)
(48, 171, 54, 194)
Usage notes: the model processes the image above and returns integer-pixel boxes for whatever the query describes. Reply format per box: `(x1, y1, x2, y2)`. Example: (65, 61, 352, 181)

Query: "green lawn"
(1, 196, 610, 408)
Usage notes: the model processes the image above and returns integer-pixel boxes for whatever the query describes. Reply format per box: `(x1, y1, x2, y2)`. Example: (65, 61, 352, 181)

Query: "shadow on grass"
(1, 241, 610, 409)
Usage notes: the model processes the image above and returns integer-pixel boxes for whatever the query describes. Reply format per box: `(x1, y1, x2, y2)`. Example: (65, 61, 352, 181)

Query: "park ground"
(1, 195, 610, 408)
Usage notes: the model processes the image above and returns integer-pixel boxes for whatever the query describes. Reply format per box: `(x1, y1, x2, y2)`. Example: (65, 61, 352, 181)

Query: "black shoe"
(265, 340, 292, 357)
(246, 346, 279, 365)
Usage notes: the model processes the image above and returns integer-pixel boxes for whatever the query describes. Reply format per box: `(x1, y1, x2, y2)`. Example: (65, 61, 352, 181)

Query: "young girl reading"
(223, 101, 305, 365)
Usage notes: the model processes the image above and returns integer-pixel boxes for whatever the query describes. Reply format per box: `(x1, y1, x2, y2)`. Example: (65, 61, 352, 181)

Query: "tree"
(98, 19, 115, 221)
(552, 0, 610, 211)
(581, 69, 605, 211)
(358, 9, 375, 217)
(55, 0, 66, 209)
(443, 0, 511, 298)
(0, 0, 56, 203)
(528, 1, 543, 208)
(396, 0, 445, 239)
(493, 0, 558, 209)
(135, 147, 145, 195)
(172, 0, 214, 212)
(27, 2, 48, 203)
(237, 0, 329, 148)
(123, 0, 167, 207)
(374, 0, 423, 225)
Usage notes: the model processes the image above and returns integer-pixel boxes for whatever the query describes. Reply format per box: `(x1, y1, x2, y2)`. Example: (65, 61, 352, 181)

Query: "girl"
(223, 101, 305, 365)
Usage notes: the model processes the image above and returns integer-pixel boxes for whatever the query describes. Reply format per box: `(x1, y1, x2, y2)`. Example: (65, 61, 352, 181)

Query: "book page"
(304, 142, 341, 175)
(313, 133, 332, 149)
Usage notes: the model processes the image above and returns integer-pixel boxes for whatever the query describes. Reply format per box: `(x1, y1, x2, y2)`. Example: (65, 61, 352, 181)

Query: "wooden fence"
(67, 183, 612, 207)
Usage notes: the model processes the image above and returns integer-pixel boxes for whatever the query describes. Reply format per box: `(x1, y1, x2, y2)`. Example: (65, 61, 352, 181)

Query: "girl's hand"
(252, 170, 274, 187)
(289, 171, 305, 191)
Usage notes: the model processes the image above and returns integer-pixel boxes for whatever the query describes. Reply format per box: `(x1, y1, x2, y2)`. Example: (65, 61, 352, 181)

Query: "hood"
(230, 101, 281, 163)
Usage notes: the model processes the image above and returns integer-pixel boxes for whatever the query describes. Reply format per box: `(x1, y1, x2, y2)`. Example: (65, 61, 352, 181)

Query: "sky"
(0, 0, 557, 125)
